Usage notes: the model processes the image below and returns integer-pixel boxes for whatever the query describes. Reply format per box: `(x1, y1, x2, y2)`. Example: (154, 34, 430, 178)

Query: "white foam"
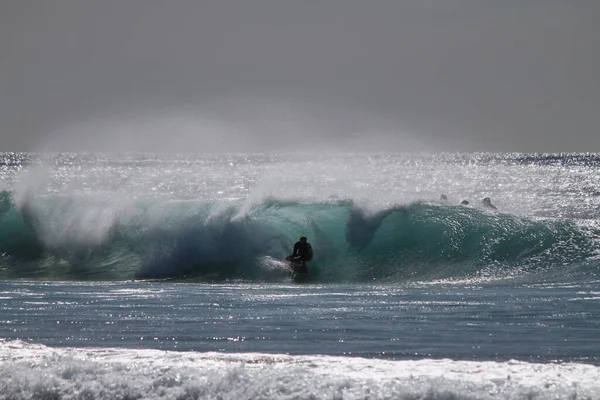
(0, 340, 598, 399)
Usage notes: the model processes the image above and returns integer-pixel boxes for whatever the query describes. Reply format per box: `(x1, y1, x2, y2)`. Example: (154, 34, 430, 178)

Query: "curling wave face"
(0, 191, 598, 283)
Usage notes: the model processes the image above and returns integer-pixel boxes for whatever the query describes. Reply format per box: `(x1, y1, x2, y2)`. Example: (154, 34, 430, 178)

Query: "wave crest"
(0, 191, 597, 282)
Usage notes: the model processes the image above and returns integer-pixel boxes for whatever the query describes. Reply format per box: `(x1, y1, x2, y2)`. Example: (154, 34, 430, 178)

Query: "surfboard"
(286, 256, 310, 282)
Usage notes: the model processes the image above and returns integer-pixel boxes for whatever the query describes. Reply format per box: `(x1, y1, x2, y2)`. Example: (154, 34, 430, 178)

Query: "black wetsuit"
(292, 241, 313, 262)
(289, 241, 313, 273)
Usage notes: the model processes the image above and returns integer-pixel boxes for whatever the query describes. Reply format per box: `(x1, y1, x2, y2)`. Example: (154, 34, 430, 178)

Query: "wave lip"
(0, 192, 598, 282)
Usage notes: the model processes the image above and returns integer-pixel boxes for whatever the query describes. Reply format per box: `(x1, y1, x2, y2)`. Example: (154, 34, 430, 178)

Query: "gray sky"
(1, 0, 599, 152)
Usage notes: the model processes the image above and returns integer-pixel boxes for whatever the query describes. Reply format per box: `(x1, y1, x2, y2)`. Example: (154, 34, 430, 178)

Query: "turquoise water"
(1, 153, 600, 399)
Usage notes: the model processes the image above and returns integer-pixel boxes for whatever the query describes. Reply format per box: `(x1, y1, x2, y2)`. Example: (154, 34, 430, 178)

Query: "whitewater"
(1, 152, 600, 399)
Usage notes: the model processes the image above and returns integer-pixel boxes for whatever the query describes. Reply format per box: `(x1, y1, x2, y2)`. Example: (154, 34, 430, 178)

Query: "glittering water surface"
(3, 153, 600, 217)
(1, 153, 600, 399)
(2, 280, 599, 364)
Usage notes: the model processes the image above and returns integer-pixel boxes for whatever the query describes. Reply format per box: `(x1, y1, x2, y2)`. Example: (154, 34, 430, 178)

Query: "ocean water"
(1, 152, 600, 399)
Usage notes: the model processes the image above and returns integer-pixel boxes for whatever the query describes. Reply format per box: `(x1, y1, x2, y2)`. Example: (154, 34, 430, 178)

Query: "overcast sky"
(1, 1, 598, 152)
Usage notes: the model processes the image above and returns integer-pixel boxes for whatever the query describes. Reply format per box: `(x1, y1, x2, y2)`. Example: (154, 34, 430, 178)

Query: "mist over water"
(3, 2, 600, 154)
(33, 96, 443, 154)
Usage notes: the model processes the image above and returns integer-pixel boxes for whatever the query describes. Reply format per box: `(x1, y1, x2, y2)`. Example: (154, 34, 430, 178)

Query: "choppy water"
(1, 152, 600, 399)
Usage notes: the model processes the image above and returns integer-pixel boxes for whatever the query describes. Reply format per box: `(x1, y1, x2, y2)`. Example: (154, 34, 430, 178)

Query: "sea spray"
(0, 191, 597, 282)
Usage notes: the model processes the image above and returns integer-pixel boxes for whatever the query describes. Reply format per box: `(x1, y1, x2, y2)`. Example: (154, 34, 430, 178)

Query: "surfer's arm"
(292, 242, 300, 257)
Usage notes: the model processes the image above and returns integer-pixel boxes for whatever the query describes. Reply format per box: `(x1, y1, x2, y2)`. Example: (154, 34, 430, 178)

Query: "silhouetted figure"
(440, 194, 448, 203)
(286, 236, 313, 273)
(482, 197, 497, 210)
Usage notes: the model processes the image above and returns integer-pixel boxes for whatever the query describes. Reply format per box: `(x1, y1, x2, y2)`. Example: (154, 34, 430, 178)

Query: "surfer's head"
(299, 236, 307, 242)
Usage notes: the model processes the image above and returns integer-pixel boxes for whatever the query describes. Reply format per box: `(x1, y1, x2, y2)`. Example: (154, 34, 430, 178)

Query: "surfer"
(482, 197, 497, 210)
(287, 236, 313, 273)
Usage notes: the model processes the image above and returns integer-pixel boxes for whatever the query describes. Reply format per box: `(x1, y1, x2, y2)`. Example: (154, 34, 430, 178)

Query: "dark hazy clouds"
(1, 1, 599, 152)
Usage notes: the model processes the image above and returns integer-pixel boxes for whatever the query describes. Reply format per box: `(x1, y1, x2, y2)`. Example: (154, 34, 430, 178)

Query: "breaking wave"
(0, 191, 598, 282)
